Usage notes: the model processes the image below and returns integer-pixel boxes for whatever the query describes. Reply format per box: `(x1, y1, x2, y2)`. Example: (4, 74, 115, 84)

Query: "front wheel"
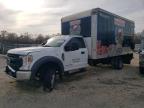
(42, 67, 56, 92)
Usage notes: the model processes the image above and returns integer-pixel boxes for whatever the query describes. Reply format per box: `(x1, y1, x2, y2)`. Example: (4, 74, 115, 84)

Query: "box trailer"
(61, 8, 135, 66)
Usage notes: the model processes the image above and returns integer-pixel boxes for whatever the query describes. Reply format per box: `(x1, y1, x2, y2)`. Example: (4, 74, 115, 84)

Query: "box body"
(61, 8, 135, 59)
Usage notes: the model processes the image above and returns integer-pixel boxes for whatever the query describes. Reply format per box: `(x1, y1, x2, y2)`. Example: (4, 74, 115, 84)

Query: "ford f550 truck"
(5, 8, 135, 91)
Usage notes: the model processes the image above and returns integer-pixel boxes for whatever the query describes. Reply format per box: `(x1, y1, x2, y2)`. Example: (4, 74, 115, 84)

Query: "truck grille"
(7, 54, 23, 71)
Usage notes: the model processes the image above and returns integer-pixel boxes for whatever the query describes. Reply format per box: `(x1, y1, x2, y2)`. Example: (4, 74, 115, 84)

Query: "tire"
(93, 62, 97, 66)
(139, 67, 144, 74)
(42, 67, 56, 92)
(117, 58, 123, 69)
(112, 57, 123, 70)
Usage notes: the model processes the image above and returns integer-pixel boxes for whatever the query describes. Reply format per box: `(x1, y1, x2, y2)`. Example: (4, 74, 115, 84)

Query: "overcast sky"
(0, 0, 144, 35)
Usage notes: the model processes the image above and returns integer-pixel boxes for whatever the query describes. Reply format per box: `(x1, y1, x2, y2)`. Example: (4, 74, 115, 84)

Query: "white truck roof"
(61, 8, 134, 23)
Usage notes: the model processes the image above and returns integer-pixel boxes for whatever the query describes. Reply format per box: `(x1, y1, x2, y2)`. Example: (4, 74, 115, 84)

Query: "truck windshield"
(44, 36, 65, 47)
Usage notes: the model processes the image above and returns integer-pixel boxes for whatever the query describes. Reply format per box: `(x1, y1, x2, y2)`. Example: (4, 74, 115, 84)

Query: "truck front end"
(5, 36, 70, 81)
(5, 52, 33, 80)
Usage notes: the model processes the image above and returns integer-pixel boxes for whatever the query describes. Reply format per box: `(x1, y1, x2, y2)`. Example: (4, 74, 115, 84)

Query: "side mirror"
(41, 41, 46, 46)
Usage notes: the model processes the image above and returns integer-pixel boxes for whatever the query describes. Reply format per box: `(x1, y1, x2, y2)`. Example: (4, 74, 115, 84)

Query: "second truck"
(5, 8, 135, 91)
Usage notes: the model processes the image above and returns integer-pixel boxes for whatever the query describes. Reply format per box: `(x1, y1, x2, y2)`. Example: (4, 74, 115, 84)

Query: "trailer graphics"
(61, 8, 134, 59)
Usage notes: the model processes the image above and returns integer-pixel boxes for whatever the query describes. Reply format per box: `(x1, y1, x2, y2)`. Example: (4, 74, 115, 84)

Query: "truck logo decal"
(70, 20, 81, 35)
(72, 58, 80, 63)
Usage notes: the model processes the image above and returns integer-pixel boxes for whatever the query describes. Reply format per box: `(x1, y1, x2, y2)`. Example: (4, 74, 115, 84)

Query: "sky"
(0, 0, 144, 35)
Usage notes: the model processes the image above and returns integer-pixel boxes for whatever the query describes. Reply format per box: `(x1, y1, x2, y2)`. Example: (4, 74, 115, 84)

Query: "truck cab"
(5, 35, 88, 90)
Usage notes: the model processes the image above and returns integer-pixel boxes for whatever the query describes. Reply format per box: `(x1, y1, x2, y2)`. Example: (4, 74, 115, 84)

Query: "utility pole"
(1, 30, 7, 54)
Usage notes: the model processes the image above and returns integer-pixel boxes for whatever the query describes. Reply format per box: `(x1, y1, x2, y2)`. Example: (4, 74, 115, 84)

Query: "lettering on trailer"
(70, 20, 81, 35)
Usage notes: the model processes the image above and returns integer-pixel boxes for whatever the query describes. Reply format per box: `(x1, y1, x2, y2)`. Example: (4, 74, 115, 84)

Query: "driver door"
(64, 37, 88, 71)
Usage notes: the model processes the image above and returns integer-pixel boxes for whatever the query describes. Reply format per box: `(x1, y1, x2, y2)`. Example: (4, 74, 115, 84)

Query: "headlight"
(20, 55, 33, 66)
(27, 55, 33, 64)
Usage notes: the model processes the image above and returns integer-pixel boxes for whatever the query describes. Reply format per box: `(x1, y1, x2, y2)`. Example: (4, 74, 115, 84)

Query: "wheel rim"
(51, 73, 55, 88)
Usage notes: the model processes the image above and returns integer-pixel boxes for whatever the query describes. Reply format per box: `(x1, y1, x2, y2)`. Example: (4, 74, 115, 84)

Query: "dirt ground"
(0, 54, 144, 108)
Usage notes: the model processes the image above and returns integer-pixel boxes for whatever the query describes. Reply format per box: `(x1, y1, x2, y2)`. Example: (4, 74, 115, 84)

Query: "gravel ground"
(0, 54, 144, 108)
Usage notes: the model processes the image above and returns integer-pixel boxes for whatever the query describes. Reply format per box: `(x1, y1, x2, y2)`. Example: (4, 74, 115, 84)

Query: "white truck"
(5, 8, 135, 91)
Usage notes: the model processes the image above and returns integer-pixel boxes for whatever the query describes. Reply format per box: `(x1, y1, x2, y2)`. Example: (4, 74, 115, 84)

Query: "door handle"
(62, 53, 65, 61)
(81, 51, 85, 54)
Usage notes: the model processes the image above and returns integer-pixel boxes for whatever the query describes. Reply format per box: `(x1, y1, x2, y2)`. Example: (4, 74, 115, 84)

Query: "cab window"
(65, 37, 86, 51)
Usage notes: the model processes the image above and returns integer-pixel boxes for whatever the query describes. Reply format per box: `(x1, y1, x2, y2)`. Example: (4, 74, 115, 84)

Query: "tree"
(18, 33, 34, 44)
(6, 33, 18, 43)
(134, 30, 144, 44)
(0, 30, 54, 44)
(35, 34, 45, 44)
(141, 30, 144, 37)
(0, 30, 8, 43)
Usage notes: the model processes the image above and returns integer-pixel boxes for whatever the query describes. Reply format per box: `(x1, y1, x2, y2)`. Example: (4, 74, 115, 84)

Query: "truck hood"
(7, 46, 57, 55)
